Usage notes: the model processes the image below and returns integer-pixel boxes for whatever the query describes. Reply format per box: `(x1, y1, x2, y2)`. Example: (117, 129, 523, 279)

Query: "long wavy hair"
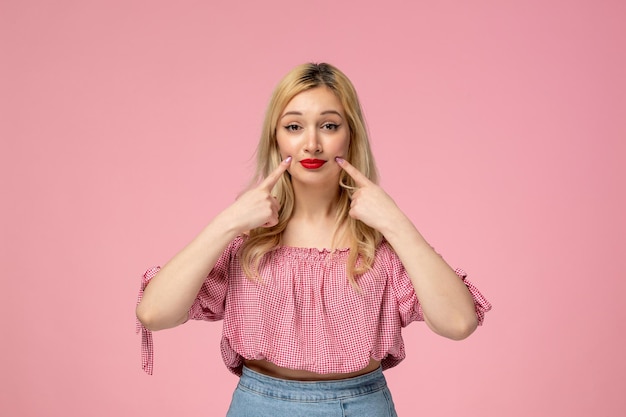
(240, 63, 382, 286)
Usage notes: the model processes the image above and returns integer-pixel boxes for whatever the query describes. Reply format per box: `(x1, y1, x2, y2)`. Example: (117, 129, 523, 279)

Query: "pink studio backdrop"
(2, 1, 625, 416)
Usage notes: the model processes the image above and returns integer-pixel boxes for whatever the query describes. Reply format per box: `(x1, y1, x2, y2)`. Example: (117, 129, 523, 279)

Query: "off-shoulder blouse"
(136, 235, 491, 376)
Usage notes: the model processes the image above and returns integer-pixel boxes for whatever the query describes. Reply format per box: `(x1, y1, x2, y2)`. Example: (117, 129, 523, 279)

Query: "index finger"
(335, 157, 370, 187)
(260, 156, 292, 190)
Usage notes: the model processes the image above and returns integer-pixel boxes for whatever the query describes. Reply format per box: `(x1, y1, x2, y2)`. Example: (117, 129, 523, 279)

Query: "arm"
(136, 157, 292, 331)
(380, 217, 478, 340)
(135, 216, 238, 331)
(336, 157, 478, 340)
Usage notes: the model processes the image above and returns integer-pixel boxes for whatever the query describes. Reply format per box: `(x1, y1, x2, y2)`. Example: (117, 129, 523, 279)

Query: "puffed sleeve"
(136, 236, 244, 375)
(385, 242, 492, 327)
(452, 268, 492, 325)
(136, 266, 160, 375)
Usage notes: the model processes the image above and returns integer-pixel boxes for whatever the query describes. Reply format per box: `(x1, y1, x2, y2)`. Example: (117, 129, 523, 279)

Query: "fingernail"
(335, 157, 344, 164)
(284, 156, 292, 163)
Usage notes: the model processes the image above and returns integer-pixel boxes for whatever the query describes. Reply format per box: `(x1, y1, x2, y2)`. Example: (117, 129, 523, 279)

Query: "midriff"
(243, 358, 381, 381)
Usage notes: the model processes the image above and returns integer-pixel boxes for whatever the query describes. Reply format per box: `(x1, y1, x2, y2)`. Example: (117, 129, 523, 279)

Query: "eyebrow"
(280, 110, 344, 119)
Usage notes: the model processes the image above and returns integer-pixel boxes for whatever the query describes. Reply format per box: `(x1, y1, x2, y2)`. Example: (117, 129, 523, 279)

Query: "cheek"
(337, 133, 350, 156)
(275, 136, 287, 157)
(276, 132, 295, 153)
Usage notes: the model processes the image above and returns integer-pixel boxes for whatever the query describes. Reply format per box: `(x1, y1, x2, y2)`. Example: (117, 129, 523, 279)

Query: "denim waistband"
(237, 366, 388, 402)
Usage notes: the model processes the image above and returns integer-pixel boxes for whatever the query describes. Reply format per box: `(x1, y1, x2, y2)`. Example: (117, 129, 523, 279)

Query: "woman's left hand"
(336, 157, 406, 234)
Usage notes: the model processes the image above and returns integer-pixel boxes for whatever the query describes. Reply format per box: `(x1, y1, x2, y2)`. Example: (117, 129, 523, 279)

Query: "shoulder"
(229, 234, 247, 252)
(375, 238, 395, 258)
(373, 238, 405, 272)
(219, 235, 248, 260)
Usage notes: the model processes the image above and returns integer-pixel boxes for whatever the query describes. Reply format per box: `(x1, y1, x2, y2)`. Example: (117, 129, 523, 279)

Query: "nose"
(304, 128, 322, 154)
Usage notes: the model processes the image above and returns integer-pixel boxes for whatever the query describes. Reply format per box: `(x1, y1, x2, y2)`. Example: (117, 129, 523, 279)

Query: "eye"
(284, 124, 301, 132)
(322, 123, 340, 131)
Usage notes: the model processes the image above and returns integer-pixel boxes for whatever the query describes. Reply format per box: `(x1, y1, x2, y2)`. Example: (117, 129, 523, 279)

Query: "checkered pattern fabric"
(136, 236, 491, 375)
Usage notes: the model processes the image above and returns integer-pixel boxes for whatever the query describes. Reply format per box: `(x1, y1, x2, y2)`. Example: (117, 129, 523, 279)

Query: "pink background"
(2, 1, 625, 416)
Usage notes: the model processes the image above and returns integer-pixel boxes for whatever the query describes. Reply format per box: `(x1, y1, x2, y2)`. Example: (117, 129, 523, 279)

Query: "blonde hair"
(240, 63, 382, 286)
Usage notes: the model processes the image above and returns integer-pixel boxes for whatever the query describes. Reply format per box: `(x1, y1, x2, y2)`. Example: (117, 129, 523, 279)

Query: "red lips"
(300, 159, 326, 169)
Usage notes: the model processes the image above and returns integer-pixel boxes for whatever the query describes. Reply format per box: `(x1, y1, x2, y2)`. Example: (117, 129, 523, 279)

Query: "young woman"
(136, 62, 491, 416)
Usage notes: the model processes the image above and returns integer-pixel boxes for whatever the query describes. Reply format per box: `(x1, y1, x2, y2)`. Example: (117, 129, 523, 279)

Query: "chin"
(292, 172, 340, 188)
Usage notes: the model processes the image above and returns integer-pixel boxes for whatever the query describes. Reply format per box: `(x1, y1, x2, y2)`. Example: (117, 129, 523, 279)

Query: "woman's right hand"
(221, 156, 291, 233)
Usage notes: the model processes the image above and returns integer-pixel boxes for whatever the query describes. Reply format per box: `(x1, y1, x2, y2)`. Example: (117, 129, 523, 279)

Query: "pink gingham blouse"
(136, 235, 491, 376)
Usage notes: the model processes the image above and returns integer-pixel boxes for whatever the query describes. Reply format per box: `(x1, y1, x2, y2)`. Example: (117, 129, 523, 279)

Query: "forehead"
(281, 86, 344, 115)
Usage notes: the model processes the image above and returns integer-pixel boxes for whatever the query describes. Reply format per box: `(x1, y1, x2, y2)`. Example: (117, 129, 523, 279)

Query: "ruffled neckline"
(270, 244, 351, 261)
(236, 234, 353, 260)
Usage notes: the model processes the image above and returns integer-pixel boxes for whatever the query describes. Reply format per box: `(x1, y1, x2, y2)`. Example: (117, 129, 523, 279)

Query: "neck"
(282, 182, 348, 249)
(291, 182, 340, 221)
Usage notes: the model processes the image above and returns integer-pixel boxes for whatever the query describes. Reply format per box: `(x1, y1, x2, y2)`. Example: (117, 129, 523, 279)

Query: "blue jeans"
(226, 366, 398, 417)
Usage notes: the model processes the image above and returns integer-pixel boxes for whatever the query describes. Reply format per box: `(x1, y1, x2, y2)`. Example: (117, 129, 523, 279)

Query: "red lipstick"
(300, 159, 326, 169)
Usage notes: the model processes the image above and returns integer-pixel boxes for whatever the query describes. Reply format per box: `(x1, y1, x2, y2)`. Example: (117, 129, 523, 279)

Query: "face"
(276, 86, 350, 188)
